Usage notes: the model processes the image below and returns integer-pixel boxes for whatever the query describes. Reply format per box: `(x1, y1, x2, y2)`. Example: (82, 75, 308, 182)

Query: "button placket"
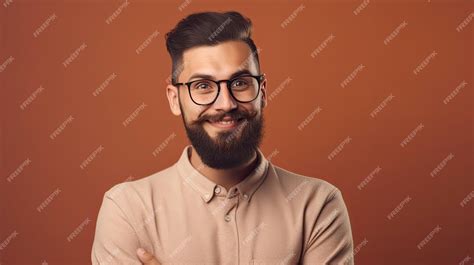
(223, 196, 239, 222)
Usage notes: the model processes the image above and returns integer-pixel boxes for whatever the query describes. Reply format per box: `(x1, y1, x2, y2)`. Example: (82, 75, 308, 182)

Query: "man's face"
(166, 40, 267, 169)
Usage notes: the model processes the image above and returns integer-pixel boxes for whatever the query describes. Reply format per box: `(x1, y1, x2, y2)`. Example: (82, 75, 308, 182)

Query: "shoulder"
(103, 163, 178, 208)
(269, 164, 340, 204)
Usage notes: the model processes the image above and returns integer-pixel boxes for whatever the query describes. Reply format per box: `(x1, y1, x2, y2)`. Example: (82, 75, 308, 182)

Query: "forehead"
(180, 40, 259, 81)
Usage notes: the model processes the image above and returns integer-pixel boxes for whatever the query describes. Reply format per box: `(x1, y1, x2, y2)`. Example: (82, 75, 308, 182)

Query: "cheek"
(242, 103, 260, 116)
(183, 111, 201, 124)
(180, 98, 206, 123)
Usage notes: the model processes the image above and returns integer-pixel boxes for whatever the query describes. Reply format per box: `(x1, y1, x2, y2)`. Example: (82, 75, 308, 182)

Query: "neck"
(189, 146, 259, 191)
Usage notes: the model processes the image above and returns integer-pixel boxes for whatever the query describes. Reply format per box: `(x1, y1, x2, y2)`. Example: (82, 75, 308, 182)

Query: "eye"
(193, 81, 212, 90)
(232, 78, 249, 87)
(197, 83, 209, 89)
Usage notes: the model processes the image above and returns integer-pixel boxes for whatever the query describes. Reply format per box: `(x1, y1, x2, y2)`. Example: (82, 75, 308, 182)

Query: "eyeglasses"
(173, 74, 265, 106)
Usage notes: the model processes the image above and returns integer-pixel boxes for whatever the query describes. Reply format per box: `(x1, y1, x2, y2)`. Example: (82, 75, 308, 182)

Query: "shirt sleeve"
(91, 189, 142, 265)
(301, 188, 354, 265)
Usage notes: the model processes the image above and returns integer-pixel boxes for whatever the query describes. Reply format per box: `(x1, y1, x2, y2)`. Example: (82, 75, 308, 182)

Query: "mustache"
(193, 110, 258, 124)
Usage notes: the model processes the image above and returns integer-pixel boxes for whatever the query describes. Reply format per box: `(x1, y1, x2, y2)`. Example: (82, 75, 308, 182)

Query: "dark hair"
(165, 11, 260, 84)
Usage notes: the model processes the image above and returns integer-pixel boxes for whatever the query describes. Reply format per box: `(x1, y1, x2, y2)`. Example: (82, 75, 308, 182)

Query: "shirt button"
(243, 194, 249, 200)
(224, 215, 231, 222)
(214, 186, 221, 194)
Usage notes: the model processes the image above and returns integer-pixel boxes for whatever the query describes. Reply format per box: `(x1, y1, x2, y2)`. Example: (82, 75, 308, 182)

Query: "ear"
(166, 84, 182, 116)
(260, 78, 268, 109)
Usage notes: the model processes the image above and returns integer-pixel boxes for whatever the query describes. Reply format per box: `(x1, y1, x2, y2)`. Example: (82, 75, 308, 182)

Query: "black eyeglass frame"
(172, 74, 266, 106)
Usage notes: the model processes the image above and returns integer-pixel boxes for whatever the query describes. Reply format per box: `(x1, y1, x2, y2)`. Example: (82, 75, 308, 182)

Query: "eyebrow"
(187, 69, 254, 82)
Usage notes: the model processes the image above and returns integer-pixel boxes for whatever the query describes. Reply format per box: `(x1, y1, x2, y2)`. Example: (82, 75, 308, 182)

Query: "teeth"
(209, 118, 243, 126)
(217, 120, 235, 125)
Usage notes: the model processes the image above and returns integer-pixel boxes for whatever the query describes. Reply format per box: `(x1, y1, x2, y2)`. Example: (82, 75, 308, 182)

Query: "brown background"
(1, 0, 473, 264)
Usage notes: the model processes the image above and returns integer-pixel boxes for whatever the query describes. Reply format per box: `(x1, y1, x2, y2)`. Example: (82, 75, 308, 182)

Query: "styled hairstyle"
(165, 11, 260, 84)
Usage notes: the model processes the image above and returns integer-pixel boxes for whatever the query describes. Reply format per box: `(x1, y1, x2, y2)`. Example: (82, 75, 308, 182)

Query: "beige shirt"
(91, 145, 354, 265)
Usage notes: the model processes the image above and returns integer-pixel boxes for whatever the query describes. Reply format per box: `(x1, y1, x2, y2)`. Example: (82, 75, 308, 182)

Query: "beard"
(179, 103, 265, 169)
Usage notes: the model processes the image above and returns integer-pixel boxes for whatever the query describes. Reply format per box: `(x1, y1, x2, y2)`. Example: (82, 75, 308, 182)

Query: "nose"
(213, 82, 238, 111)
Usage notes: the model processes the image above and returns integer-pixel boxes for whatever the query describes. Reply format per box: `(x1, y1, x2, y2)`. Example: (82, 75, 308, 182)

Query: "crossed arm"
(91, 190, 162, 264)
(91, 188, 353, 264)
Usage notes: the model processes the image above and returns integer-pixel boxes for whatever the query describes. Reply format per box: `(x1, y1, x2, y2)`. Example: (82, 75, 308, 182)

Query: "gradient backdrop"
(1, 0, 473, 264)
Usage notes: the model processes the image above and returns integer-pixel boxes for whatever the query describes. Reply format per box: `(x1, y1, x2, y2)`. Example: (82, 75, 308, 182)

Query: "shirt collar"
(176, 144, 269, 203)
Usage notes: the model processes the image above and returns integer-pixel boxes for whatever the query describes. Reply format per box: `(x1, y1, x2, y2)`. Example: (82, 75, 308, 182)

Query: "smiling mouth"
(206, 118, 245, 129)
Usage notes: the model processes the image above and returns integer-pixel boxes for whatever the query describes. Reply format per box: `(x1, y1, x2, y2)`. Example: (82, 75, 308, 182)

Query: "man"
(91, 11, 354, 265)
